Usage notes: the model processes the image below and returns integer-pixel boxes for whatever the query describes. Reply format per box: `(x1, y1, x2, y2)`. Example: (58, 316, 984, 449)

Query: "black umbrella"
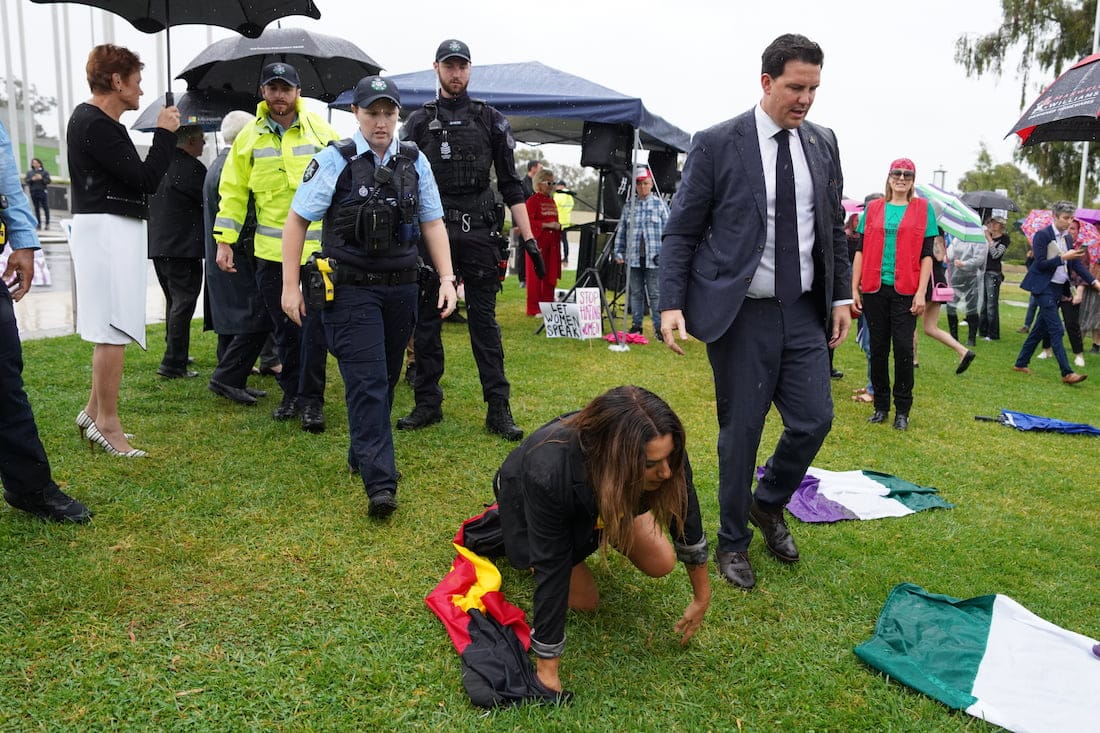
(1007, 52, 1100, 145)
(177, 27, 383, 103)
(960, 190, 1019, 212)
(131, 88, 258, 132)
(28, 1, 322, 103)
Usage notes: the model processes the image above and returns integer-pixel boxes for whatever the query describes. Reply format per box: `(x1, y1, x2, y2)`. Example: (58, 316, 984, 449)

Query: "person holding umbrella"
(68, 44, 179, 458)
(979, 215, 1009, 340)
(852, 158, 935, 430)
(1013, 201, 1100, 384)
(213, 62, 338, 432)
(280, 76, 457, 518)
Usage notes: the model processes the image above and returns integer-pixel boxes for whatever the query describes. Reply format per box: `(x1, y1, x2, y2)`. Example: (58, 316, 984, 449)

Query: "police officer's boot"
(486, 400, 523, 441)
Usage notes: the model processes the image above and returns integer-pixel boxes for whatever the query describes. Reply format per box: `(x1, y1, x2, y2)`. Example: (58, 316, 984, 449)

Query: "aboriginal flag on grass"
(425, 504, 567, 708)
(856, 583, 1100, 732)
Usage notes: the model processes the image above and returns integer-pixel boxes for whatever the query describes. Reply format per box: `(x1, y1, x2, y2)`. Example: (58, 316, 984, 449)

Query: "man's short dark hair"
(526, 160, 543, 172)
(761, 34, 824, 78)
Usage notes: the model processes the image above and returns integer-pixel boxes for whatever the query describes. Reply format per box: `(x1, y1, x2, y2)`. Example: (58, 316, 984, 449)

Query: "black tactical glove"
(523, 238, 547, 279)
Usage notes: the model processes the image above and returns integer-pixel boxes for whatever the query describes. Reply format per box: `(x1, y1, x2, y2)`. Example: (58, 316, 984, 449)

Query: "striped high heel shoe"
(84, 423, 147, 458)
(76, 411, 133, 443)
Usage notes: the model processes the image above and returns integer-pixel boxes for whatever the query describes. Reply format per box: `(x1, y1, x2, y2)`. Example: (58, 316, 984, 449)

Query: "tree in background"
(958, 143, 1068, 262)
(955, 0, 1097, 196)
(0, 77, 58, 139)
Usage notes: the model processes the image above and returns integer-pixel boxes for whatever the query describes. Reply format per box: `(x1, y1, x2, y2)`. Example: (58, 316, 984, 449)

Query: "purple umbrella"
(975, 410, 1100, 436)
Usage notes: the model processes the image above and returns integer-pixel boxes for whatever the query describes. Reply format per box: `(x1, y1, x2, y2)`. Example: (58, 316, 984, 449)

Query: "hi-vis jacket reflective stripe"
(213, 99, 337, 264)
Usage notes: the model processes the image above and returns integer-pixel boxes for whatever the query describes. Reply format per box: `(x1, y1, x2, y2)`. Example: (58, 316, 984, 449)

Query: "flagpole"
(1077, 0, 1100, 207)
(51, 7, 68, 178)
(1, 1, 22, 164)
(16, 1, 35, 169)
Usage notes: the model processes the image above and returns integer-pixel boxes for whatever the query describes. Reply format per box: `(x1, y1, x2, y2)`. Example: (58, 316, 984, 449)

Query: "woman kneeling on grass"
(493, 385, 711, 693)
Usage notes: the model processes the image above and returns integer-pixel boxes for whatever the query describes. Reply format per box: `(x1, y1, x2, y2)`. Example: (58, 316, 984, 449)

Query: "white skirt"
(69, 213, 148, 349)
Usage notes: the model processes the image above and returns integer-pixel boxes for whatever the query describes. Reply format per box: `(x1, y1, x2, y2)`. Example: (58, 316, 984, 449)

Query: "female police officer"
(281, 76, 457, 518)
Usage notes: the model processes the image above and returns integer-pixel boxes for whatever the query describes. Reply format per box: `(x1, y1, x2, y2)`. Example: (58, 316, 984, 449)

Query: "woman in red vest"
(851, 158, 936, 431)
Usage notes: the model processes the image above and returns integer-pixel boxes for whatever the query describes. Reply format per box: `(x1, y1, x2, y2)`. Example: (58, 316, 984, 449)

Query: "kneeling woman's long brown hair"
(561, 386, 687, 555)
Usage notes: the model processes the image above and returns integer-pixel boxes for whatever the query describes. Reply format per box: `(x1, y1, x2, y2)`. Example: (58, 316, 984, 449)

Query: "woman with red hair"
(852, 158, 935, 431)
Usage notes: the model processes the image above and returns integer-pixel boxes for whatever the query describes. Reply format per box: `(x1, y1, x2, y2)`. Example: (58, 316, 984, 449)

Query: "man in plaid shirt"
(614, 167, 670, 339)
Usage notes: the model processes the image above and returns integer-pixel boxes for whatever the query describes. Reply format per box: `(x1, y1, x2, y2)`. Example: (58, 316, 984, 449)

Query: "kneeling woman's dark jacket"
(494, 415, 706, 659)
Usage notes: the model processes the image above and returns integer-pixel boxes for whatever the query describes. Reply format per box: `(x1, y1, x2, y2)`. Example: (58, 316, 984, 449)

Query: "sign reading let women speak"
(539, 287, 603, 339)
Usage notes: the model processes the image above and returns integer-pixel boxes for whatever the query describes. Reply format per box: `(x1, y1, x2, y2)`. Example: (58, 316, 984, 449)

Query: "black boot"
(486, 400, 523, 441)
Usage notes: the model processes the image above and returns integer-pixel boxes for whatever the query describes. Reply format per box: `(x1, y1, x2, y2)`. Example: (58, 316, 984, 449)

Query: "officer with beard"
(398, 39, 544, 442)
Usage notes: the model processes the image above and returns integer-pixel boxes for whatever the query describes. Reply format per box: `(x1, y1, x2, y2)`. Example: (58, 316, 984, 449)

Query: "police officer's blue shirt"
(0, 120, 42, 251)
(291, 130, 443, 224)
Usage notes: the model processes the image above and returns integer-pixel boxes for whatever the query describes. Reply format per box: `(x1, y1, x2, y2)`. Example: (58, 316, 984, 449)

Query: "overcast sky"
(4, 0, 1043, 199)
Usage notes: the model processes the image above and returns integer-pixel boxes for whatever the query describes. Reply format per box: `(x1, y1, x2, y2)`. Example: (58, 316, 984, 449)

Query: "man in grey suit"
(659, 33, 851, 590)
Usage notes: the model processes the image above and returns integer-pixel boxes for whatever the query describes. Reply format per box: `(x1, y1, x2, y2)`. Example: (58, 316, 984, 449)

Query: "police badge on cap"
(435, 39, 471, 63)
(352, 76, 401, 108)
(260, 62, 301, 87)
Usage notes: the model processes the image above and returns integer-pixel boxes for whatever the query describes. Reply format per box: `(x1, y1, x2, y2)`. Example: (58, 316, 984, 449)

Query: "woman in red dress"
(524, 170, 562, 315)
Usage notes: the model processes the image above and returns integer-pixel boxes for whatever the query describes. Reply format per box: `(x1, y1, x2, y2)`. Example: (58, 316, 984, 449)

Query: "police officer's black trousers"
(255, 258, 327, 407)
(323, 282, 417, 498)
(0, 285, 59, 500)
(412, 276, 510, 410)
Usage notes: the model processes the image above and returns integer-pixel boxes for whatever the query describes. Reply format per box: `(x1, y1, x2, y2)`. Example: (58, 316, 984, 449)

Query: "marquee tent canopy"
(329, 61, 692, 152)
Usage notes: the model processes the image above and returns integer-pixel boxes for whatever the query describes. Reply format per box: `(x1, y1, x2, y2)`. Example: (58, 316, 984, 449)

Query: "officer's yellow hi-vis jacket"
(213, 98, 338, 264)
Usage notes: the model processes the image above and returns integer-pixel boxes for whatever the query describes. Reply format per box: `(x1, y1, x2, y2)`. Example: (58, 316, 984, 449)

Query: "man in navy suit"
(659, 34, 850, 590)
(1013, 201, 1099, 384)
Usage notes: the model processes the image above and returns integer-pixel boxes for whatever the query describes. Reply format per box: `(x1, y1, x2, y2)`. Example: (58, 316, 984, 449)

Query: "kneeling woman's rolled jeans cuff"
(531, 634, 566, 659)
(675, 537, 709, 566)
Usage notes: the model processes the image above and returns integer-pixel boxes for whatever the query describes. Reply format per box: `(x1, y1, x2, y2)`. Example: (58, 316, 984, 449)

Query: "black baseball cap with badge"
(352, 76, 400, 108)
(435, 39, 471, 63)
(260, 62, 301, 87)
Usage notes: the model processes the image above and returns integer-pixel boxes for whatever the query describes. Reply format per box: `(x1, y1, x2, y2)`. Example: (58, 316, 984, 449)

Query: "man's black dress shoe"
(208, 380, 257, 406)
(830, 368, 844, 379)
(868, 410, 888, 424)
(300, 404, 325, 433)
(748, 500, 800, 563)
(397, 404, 443, 430)
(368, 489, 398, 518)
(715, 550, 755, 590)
(893, 414, 909, 431)
(244, 387, 267, 399)
(157, 366, 198, 379)
(4, 487, 92, 523)
(272, 395, 299, 421)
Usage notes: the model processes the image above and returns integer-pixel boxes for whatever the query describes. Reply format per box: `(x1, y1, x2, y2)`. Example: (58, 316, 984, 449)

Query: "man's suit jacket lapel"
(798, 123, 829, 251)
(732, 112, 766, 227)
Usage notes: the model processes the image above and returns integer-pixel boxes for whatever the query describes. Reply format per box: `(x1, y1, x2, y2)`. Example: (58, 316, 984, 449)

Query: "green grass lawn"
(3, 278, 1097, 730)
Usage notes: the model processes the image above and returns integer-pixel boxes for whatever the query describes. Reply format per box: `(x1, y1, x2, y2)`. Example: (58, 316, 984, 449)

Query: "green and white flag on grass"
(856, 583, 1100, 733)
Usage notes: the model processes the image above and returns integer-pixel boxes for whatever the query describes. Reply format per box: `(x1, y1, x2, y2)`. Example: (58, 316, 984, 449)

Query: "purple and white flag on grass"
(769, 467, 953, 523)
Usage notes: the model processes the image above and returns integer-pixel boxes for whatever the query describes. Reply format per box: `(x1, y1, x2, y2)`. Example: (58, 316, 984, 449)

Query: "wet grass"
(2, 278, 1097, 730)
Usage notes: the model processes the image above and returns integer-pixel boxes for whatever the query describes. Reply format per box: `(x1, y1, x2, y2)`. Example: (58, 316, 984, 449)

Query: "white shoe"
(1037, 350, 1051, 359)
(1075, 354, 1086, 367)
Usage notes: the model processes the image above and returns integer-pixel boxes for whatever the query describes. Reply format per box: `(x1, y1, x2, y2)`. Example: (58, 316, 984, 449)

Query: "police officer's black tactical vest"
(321, 138, 421, 273)
(418, 99, 493, 197)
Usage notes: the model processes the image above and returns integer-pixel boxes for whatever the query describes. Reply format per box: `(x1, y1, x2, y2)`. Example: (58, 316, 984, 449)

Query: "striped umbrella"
(914, 183, 985, 243)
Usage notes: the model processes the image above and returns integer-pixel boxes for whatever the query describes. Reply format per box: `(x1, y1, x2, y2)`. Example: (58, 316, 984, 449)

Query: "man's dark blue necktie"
(773, 129, 801, 303)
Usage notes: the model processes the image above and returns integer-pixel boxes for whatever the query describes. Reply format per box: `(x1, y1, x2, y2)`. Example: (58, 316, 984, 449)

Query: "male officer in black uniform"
(282, 76, 456, 518)
(398, 39, 543, 441)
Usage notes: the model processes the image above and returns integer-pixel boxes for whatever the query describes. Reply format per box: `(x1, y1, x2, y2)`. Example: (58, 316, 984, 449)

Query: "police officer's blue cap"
(352, 76, 401, 109)
(260, 62, 300, 87)
(435, 39, 471, 63)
